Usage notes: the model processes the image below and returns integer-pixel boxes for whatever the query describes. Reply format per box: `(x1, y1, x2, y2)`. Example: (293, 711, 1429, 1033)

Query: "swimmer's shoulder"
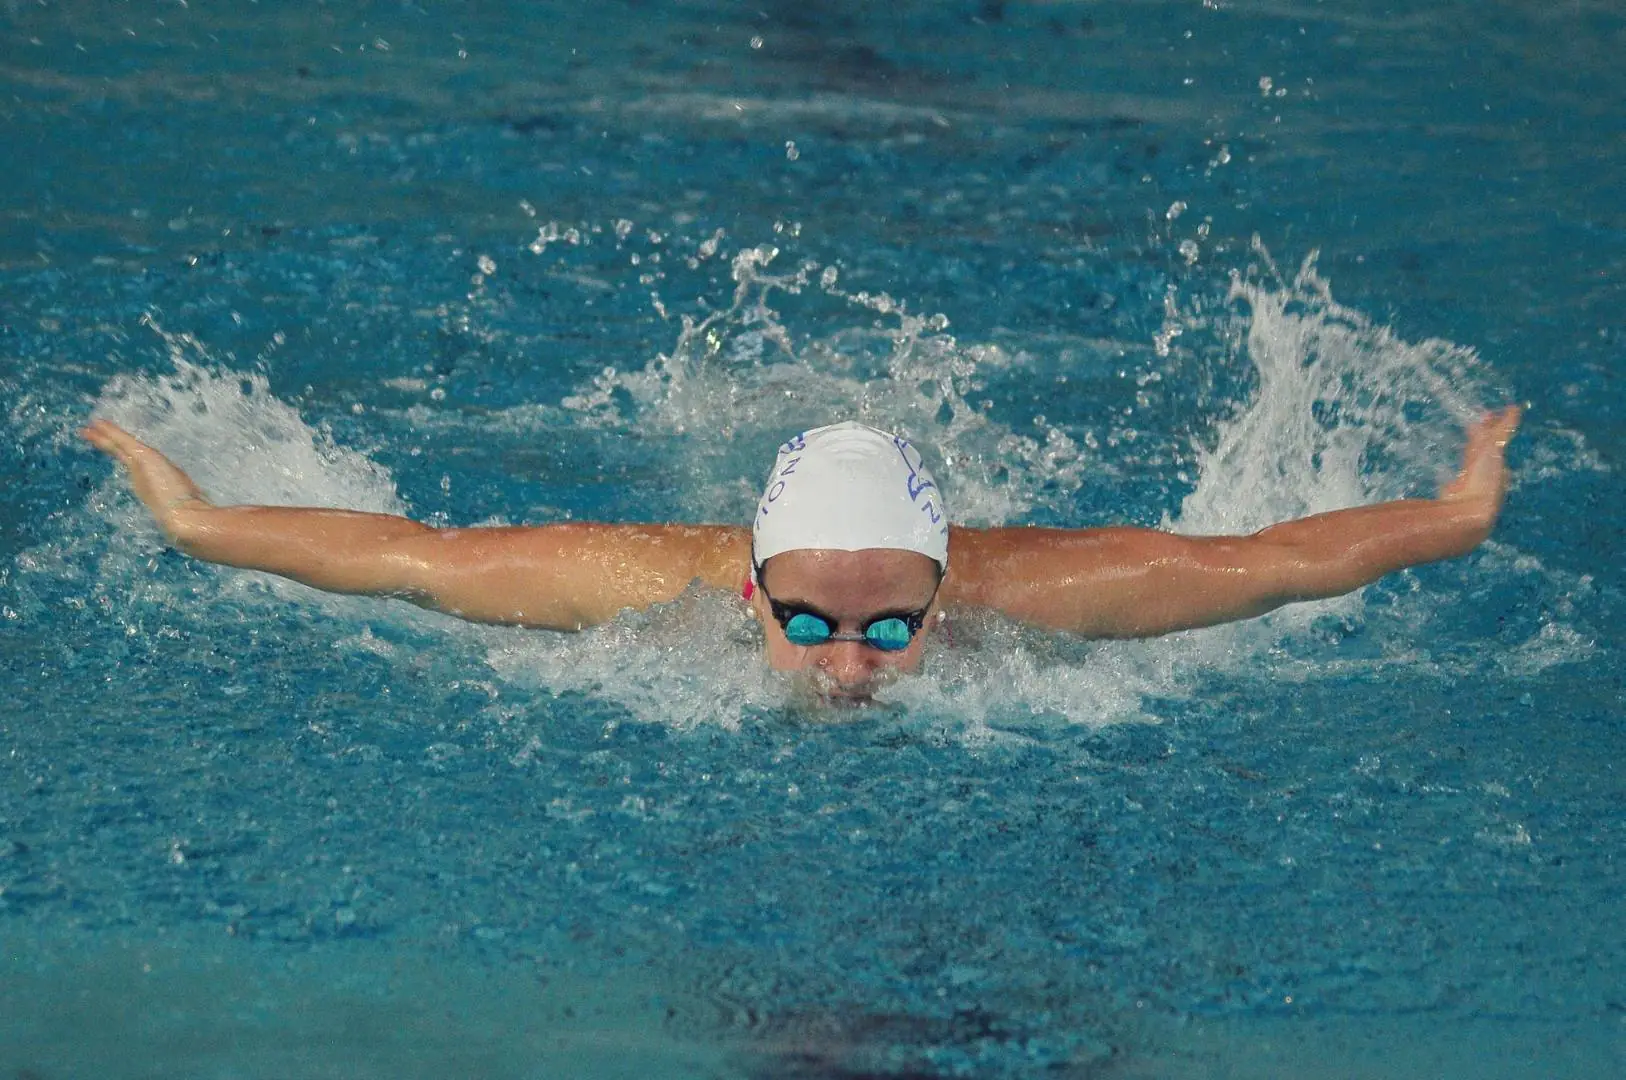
(942, 525, 1012, 607)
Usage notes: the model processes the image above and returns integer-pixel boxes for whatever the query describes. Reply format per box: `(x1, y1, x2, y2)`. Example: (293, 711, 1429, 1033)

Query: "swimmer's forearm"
(165, 503, 605, 628)
(1236, 407, 1517, 617)
(1094, 495, 1504, 636)
(1249, 493, 1499, 603)
(167, 503, 437, 599)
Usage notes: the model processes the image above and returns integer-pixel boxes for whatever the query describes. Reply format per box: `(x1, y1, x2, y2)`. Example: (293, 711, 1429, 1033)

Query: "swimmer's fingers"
(1440, 405, 1522, 508)
(81, 418, 148, 466)
(80, 419, 212, 533)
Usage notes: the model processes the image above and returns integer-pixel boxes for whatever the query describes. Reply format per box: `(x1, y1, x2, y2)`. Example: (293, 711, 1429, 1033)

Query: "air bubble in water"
(528, 223, 560, 255)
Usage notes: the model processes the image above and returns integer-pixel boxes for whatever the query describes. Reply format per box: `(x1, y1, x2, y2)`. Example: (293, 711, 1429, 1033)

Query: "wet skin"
(750, 548, 942, 703)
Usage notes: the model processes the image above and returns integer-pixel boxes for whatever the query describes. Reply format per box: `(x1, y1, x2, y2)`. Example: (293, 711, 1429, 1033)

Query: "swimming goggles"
(753, 568, 939, 652)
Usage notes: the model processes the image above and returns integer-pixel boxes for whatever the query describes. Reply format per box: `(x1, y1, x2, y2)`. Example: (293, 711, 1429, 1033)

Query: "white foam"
(476, 586, 782, 733)
(94, 322, 402, 515)
(560, 243, 1090, 528)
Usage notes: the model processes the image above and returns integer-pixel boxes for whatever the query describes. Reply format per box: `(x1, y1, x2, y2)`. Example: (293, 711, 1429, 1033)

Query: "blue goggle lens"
(783, 612, 834, 646)
(863, 618, 914, 651)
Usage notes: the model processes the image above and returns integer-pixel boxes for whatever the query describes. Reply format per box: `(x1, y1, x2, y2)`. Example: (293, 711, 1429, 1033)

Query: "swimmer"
(81, 408, 1521, 703)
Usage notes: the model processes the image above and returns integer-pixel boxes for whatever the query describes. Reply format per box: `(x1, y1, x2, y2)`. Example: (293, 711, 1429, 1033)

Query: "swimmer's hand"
(80, 419, 213, 545)
(1438, 405, 1522, 532)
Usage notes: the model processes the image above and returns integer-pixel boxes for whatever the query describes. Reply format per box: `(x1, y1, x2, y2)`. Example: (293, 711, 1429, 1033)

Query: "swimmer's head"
(753, 547, 942, 703)
(752, 421, 949, 571)
(750, 422, 950, 701)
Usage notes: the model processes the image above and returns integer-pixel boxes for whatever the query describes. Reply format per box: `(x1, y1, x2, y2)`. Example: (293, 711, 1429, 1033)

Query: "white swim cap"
(752, 421, 949, 570)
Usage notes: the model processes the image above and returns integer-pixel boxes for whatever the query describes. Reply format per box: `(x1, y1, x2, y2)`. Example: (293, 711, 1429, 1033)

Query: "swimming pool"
(3, 1, 1622, 1075)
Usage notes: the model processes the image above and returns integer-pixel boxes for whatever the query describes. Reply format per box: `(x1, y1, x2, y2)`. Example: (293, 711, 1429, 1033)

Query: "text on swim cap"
(756, 430, 946, 541)
(759, 432, 808, 517)
(893, 435, 945, 529)
(761, 453, 800, 513)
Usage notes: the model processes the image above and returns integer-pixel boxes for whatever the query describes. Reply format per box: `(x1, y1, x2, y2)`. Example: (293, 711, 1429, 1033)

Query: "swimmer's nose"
(819, 639, 879, 693)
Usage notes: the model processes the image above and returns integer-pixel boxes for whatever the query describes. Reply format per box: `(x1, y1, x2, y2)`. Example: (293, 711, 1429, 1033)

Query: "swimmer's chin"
(781, 674, 897, 717)
(809, 672, 891, 708)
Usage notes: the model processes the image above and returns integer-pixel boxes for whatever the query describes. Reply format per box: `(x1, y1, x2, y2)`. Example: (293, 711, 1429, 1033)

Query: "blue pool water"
(3, 1, 1623, 1076)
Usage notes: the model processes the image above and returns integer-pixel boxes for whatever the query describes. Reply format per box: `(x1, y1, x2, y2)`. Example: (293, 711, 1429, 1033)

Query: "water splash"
(477, 585, 782, 734)
(95, 318, 401, 515)
(21, 239, 1598, 736)
(7, 320, 410, 644)
(1174, 245, 1490, 536)
(560, 242, 1089, 528)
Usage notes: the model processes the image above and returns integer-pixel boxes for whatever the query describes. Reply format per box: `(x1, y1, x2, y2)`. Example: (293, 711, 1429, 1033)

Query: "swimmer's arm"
(80, 420, 750, 630)
(948, 407, 1521, 638)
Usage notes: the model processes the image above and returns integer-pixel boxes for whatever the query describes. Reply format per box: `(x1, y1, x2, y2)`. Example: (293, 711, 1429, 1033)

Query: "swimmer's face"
(752, 548, 943, 705)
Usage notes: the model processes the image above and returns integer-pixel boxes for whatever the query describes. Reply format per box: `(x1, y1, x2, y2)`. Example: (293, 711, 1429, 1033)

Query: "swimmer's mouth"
(798, 675, 879, 708)
(820, 689, 876, 708)
(795, 670, 897, 709)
